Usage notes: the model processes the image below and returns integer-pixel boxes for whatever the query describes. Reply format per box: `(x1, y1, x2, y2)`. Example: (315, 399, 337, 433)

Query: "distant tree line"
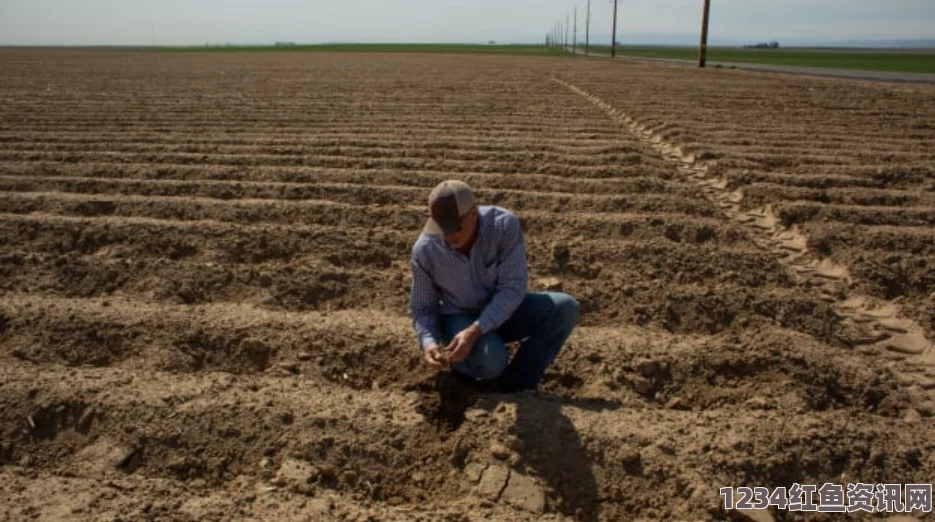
(745, 41, 780, 49)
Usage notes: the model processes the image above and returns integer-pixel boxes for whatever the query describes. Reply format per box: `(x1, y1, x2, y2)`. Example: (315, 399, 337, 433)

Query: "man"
(409, 180, 579, 393)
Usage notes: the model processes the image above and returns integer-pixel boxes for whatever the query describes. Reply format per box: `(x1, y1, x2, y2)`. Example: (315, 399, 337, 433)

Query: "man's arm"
(409, 254, 444, 351)
(475, 214, 528, 334)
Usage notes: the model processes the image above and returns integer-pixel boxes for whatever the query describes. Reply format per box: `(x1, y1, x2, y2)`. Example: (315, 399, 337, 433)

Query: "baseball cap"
(423, 180, 476, 235)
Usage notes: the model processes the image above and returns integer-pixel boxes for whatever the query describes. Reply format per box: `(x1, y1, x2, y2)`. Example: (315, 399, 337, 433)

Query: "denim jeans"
(441, 292, 579, 392)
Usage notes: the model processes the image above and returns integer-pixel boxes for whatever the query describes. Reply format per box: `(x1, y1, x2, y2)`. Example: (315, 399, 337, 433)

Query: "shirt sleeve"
(475, 214, 528, 334)
(409, 250, 443, 350)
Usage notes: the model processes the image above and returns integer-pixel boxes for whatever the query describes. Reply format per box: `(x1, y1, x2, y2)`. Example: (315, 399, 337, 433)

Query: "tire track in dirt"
(554, 76, 935, 406)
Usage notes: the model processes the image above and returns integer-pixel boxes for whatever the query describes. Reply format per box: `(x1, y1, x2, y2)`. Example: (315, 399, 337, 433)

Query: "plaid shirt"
(409, 205, 529, 350)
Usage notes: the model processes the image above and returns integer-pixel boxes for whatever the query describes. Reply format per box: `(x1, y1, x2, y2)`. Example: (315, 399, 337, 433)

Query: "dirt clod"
(476, 465, 510, 501)
(272, 459, 317, 494)
(501, 472, 545, 514)
(490, 442, 511, 461)
(632, 376, 654, 395)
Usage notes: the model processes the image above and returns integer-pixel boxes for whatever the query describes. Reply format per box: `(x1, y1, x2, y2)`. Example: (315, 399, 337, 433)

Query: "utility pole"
(586, 0, 591, 56)
(611, 0, 618, 58)
(699, 0, 711, 67)
(566, 14, 570, 52)
(573, 6, 578, 54)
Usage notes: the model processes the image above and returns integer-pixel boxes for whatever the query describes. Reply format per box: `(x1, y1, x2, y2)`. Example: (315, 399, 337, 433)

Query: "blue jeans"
(441, 292, 579, 393)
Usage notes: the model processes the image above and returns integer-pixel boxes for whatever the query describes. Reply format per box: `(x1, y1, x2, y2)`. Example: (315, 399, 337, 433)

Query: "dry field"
(0, 51, 934, 521)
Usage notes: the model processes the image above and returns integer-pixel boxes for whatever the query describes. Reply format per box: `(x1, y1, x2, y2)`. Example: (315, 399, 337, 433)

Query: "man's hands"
(422, 323, 483, 368)
(445, 323, 481, 364)
(422, 344, 448, 369)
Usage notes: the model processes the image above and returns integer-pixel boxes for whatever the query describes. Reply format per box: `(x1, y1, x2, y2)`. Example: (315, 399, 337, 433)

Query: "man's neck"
(456, 236, 474, 255)
(456, 227, 478, 255)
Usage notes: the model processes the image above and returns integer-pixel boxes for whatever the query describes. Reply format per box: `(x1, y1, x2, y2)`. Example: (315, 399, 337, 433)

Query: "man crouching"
(409, 180, 579, 393)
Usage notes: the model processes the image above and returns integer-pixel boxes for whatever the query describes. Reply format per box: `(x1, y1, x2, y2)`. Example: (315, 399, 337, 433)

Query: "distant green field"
(153, 43, 562, 56)
(150, 43, 935, 74)
(585, 46, 935, 74)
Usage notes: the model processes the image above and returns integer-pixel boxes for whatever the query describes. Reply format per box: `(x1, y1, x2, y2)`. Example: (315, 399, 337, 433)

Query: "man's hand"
(422, 344, 448, 370)
(445, 323, 482, 364)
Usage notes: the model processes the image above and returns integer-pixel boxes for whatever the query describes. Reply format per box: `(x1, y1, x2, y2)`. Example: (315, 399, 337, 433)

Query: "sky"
(0, 0, 933, 46)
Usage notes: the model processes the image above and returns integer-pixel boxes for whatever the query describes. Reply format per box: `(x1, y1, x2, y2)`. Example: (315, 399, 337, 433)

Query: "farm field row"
(0, 51, 933, 521)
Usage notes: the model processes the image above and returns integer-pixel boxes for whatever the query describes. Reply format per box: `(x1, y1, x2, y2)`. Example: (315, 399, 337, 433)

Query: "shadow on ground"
(413, 371, 619, 521)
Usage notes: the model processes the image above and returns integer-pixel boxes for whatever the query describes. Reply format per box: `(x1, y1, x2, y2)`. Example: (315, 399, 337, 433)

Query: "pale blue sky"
(0, 0, 933, 46)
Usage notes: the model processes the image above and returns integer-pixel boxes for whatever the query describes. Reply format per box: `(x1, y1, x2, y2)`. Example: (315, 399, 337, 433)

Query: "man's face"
(444, 207, 479, 251)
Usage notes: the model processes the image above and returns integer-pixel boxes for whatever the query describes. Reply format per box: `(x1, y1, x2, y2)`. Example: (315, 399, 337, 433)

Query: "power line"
(566, 14, 570, 51)
(586, 0, 591, 56)
(548, 0, 714, 62)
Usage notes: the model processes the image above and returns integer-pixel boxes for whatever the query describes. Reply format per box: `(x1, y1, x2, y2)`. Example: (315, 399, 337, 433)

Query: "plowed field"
(1, 51, 933, 521)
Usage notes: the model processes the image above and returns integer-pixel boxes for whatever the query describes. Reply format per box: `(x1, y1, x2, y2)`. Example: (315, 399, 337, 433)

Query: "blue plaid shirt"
(409, 205, 529, 350)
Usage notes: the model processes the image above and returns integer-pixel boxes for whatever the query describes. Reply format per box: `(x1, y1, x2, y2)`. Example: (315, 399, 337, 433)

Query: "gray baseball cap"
(423, 180, 477, 235)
